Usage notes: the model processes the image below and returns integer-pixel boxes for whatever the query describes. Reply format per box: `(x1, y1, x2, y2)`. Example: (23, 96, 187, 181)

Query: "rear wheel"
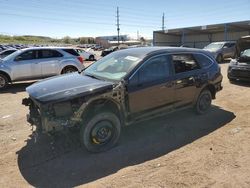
(195, 90, 212, 114)
(89, 55, 95, 61)
(80, 112, 121, 153)
(61, 66, 78, 74)
(216, 54, 223, 63)
(0, 74, 8, 90)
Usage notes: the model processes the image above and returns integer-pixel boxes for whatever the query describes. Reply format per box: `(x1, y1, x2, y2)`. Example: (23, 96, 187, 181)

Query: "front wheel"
(80, 112, 121, 153)
(195, 90, 212, 115)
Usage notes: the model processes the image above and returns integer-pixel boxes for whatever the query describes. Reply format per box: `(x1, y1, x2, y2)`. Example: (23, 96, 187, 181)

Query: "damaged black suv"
(23, 47, 223, 152)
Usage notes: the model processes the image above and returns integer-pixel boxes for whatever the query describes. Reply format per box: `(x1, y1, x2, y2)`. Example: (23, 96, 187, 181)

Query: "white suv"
(0, 47, 84, 90)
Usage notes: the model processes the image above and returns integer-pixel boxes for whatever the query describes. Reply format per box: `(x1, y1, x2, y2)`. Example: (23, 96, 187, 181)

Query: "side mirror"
(223, 46, 228, 49)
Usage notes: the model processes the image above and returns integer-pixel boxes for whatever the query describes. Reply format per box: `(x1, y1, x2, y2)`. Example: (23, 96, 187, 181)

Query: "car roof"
(19, 46, 75, 51)
(116, 46, 212, 57)
(210, 41, 235, 44)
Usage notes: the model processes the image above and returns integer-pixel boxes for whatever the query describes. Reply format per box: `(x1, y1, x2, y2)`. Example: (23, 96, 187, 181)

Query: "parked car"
(0, 47, 84, 89)
(203, 41, 236, 63)
(0, 49, 17, 59)
(22, 47, 223, 152)
(228, 36, 250, 82)
(101, 46, 118, 56)
(75, 48, 95, 61)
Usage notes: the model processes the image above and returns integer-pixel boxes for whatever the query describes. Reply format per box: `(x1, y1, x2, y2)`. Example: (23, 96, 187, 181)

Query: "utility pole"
(116, 7, 120, 45)
(162, 13, 165, 31)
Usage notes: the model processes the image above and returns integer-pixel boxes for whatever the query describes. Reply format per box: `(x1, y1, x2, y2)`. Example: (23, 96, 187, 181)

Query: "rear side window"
(224, 43, 235, 48)
(194, 54, 213, 68)
(15, 50, 36, 61)
(38, 49, 63, 59)
(62, 49, 79, 56)
(172, 54, 200, 74)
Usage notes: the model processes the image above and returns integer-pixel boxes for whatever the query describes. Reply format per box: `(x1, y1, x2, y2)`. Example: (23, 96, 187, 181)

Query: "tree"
(140, 37, 146, 45)
(62, 36, 71, 44)
(79, 37, 87, 44)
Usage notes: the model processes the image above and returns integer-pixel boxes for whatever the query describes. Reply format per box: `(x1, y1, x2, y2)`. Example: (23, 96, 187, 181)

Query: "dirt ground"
(0, 63, 250, 188)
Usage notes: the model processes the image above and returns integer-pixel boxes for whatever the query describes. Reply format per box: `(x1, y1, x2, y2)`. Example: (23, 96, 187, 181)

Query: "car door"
(127, 54, 175, 114)
(11, 50, 41, 81)
(37, 49, 62, 77)
(171, 53, 202, 108)
(223, 43, 235, 58)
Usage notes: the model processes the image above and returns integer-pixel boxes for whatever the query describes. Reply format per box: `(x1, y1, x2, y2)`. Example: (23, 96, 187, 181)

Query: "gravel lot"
(0, 62, 250, 188)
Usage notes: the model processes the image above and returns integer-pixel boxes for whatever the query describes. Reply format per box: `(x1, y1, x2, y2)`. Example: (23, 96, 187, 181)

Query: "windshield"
(84, 51, 143, 81)
(241, 49, 250, 57)
(204, 43, 224, 50)
(2, 50, 21, 61)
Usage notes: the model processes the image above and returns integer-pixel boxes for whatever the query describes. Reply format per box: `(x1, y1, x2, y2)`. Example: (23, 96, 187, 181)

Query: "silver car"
(0, 49, 17, 59)
(0, 47, 84, 89)
(203, 41, 236, 63)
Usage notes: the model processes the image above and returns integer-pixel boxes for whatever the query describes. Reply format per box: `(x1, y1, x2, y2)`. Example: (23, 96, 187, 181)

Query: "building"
(95, 35, 141, 48)
(153, 20, 250, 48)
(96, 35, 128, 41)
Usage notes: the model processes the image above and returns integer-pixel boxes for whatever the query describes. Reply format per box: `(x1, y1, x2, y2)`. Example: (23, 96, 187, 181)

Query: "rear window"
(62, 49, 79, 56)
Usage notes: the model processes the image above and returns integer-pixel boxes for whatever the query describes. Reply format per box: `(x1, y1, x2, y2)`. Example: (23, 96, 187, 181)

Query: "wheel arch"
(0, 70, 11, 83)
(60, 65, 79, 74)
(82, 98, 124, 125)
(193, 84, 216, 105)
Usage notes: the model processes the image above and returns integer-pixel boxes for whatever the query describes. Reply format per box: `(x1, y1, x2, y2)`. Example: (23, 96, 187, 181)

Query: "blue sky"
(0, 0, 249, 39)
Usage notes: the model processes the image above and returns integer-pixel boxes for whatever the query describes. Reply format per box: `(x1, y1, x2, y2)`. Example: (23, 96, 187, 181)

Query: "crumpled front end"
(22, 96, 86, 133)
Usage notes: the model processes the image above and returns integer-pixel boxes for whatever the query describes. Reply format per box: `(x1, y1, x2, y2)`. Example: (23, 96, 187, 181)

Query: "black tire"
(216, 54, 223, 63)
(89, 55, 95, 61)
(195, 90, 212, 115)
(80, 112, 121, 153)
(0, 74, 8, 90)
(61, 66, 78, 74)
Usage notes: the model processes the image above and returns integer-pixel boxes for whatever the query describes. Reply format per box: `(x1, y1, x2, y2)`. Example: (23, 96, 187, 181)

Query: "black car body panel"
(228, 36, 250, 81)
(23, 47, 223, 134)
(26, 73, 114, 103)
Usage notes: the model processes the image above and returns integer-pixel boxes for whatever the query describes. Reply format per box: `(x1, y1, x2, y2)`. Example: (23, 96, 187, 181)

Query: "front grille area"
(231, 69, 250, 78)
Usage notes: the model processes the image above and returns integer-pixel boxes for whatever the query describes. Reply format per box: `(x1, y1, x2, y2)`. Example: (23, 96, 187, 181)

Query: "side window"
(39, 50, 63, 59)
(62, 49, 79, 56)
(172, 54, 200, 74)
(228, 43, 235, 48)
(15, 50, 36, 61)
(194, 54, 213, 68)
(224, 43, 235, 48)
(139, 55, 171, 84)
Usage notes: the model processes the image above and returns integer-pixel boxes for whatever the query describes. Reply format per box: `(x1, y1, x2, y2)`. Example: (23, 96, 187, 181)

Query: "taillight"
(77, 56, 84, 64)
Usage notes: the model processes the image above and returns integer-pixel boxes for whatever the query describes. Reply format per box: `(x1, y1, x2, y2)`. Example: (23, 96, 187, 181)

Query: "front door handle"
(176, 80, 182, 84)
(160, 81, 174, 89)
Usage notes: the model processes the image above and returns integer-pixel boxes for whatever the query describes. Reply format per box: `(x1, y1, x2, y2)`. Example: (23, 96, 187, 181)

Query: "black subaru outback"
(23, 47, 223, 152)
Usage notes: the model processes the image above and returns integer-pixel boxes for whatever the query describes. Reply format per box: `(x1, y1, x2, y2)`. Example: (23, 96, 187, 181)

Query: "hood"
(236, 36, 250, 57)
(26, 73, 114, 103)
(203, 48, 218, 53)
